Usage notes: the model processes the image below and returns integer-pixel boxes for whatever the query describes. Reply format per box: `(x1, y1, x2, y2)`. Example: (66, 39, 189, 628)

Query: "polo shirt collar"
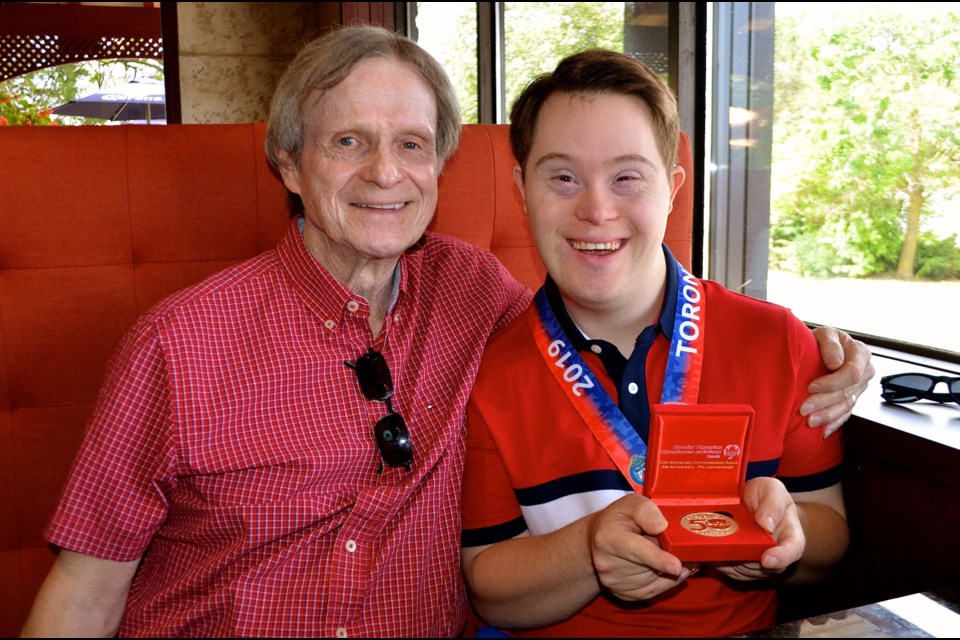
(542, 243, 681, 352)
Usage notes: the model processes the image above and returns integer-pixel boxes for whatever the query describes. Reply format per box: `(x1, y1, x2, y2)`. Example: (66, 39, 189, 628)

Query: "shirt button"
(335, 627, 348, 638)
(324, 319, 335, 330)
(628, 382, 640, 394)
(345, 540, 357, 553)
(346, 300, 360, 313)
(590, 344, 602, 354)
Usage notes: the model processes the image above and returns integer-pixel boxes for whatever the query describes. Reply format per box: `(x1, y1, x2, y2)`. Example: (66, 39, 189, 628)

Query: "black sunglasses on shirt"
(345, 348, 414, 472)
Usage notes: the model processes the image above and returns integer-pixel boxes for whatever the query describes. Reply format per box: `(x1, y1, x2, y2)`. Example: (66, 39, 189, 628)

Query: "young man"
(461, 49, 849, 637)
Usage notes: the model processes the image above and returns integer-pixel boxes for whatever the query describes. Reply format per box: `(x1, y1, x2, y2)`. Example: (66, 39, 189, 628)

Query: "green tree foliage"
(436, 2, 623, 123)
(416, 2, 479, 123)
(771, 9, 960, 280)
(503, 2, 623, 116)
(0, 93, 55, 126)
(0, 59, 162, 127)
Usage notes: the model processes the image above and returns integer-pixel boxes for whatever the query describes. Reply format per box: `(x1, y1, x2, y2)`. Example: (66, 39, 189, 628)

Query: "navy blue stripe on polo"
(514, 469, 633, 506)
(779, 464, 844, 493)
(746, 459, 780, 480)
(746, 459, 843, 492)
(462, 516, 527, 548)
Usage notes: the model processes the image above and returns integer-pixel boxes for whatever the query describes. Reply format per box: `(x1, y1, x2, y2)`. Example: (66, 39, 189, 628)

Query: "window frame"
(404, 1, 960, 365)
(709, 1, 959, 365)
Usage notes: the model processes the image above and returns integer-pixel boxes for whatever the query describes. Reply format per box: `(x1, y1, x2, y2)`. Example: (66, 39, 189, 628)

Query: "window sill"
(853, 345, 960, 455)
(779, 343, 960, 623)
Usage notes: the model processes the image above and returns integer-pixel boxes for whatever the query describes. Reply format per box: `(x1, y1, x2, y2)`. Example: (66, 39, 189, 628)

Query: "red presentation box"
(643, 403, 776, 562)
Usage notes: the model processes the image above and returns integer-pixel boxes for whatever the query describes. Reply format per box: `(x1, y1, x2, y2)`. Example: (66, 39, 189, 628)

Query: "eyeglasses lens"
(883, 374, 934, 402)
(375, 412, 413, 468)
(355, 351, 393, 401)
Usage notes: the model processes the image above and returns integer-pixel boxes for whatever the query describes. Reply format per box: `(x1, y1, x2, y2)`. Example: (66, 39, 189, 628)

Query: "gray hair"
(265, 25, 461, 174)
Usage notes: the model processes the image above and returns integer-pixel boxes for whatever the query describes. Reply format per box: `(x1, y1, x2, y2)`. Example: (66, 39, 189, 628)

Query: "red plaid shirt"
(46, 219, 530, 637)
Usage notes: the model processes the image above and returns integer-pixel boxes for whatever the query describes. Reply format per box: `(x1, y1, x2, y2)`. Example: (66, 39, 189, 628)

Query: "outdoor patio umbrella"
(52, 79, 166, 123)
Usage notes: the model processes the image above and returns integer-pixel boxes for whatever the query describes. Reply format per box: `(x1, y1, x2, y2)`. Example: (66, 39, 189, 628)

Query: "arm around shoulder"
(20, 549, 139, 638)
(804, 326, 876, 436)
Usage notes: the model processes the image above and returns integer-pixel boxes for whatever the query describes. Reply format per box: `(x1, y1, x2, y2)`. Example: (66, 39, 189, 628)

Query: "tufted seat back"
(0, 122, 692, 635)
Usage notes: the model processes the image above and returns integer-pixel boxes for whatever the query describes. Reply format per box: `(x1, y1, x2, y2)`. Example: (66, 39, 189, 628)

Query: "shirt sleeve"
(776, 312, 844, 491)
(480, 249, 533, 337)
(461, 386, 528, 548)
(45, 316, 178, 562)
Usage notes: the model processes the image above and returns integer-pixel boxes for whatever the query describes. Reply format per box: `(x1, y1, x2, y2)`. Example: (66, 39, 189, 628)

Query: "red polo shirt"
(462, 255, 843, 637)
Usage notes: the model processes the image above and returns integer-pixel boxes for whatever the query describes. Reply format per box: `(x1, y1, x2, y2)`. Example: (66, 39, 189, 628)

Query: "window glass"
(765, 3, 960, 354)
(415, 2, 959, 356)
(415, 2, 478, 123)
(0, 59, 163, 126)
(415, 2, 636, 124)
(503, 2, 624, 119)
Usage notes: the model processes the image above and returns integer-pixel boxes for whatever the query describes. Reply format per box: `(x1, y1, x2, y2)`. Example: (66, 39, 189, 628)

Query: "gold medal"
(680, 511, 739, 537)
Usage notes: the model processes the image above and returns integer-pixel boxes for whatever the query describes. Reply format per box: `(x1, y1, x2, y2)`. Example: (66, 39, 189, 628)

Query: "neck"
(301, 225, 397, 336)
(364, 286, 392, 337)
(564, 275, 667, 359)
(348, 273, 394, 337)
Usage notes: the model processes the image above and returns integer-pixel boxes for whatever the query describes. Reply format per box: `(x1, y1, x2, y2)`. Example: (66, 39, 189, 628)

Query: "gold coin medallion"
(680, 512, 739, 537)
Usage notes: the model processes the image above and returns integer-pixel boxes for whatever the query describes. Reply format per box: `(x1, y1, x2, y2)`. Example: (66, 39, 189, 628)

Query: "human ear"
(513, 165, 528, 214)
(276, 150, 302, 196)
(667, 164, 685, 214)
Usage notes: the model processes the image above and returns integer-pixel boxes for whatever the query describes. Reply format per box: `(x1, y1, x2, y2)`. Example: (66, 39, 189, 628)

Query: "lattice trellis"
(0, 34, 163, 82)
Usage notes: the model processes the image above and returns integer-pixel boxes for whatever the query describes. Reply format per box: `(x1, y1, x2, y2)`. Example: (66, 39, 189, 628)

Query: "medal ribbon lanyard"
(530, 261, 705, 491)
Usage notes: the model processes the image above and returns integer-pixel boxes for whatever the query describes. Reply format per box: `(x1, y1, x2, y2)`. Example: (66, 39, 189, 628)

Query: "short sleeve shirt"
(461, 248, 842, 638)
(46, 219, 531, 637)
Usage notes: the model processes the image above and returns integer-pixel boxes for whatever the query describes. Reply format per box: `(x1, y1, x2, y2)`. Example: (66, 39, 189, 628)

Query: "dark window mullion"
(477, 2, 505, 123)
(708, 2, 773, 298)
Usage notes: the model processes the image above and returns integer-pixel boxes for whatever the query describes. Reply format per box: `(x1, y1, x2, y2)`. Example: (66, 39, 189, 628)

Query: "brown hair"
(510, 49, 679, 174)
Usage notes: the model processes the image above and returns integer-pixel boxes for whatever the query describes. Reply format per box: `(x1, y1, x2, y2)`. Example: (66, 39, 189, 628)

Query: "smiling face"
(276, 56, 440, 279)
(516, 91, 684, 318)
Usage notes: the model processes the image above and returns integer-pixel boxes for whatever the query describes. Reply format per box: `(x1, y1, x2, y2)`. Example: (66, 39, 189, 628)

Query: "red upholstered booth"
(0, 123, 692, 635)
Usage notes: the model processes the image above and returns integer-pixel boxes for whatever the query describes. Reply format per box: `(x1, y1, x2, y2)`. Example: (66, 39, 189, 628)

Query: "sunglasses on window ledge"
(345, 348, 414, 472)
(880, 372, 960, 407)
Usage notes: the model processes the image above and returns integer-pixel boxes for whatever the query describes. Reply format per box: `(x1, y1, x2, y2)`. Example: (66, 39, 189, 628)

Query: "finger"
(763, 506, 805, 571)
(803, 382, 862, 433)
(618, 541, 683, 578)
(808, 333, 872, 393)
(714, 563, 768, 582)
(596, 545, 687, 600)
(811, 325, 843, 370)
(760, 534, 803, 571)
(859, 360, 877, 391)
(801, 387, 850, 421)
(821, 415, 847, 439)
(807, 364, 861, 396)
(611, 569, 692, 601)
(633, 498, 669, 536)
(747, 477, 790, 531)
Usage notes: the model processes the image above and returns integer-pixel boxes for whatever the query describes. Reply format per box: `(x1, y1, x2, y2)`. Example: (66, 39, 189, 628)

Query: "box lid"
(644, 403, 775, 561)
(644, 403, 754, 506)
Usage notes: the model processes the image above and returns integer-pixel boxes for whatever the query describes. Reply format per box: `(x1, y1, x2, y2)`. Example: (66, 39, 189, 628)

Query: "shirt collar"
(658, 243, 681, 343)
(278, 217, 409, 329)
(543, 243, 681, 350)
